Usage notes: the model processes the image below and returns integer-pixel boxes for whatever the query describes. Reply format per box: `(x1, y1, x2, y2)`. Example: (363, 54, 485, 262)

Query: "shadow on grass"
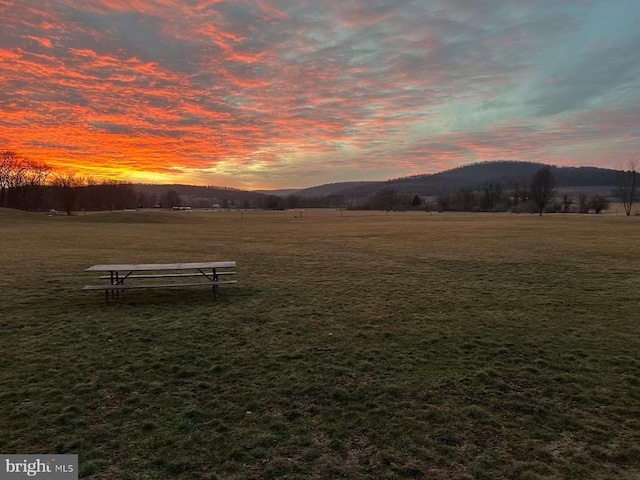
(77, 285, 260, 308)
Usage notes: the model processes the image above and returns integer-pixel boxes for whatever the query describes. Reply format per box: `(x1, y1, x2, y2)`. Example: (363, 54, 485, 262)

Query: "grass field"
(1, 207, 639, 479)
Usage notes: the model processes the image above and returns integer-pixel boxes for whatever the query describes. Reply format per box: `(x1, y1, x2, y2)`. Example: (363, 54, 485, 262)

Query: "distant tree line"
(431, 166, 618, 215)
(2, 149, 637, 215)
(1, 151, 53, 211)
(353, 166, 628, 215)
(1, 150, 154, 214)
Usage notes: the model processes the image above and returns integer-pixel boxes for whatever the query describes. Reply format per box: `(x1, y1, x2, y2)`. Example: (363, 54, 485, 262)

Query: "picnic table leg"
(110, 271, 116, 302)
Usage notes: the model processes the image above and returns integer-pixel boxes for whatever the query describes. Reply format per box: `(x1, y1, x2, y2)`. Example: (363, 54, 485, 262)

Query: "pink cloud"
(0, 0, 638, 188)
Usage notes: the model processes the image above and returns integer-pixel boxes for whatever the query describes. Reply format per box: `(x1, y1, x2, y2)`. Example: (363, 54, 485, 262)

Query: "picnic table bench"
(82, 261, 237, 303)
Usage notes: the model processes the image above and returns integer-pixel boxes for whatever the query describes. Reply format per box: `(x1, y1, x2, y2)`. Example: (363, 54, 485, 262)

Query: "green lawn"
(1, 208, 639, 479)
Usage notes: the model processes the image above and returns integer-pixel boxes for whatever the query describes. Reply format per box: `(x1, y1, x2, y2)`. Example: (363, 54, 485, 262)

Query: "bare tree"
(591, 195, 609, 214)
(52, 173, 84, 215)
(372, 187, 400, 211)
(510, 178, 528, 207)
(480, 182, 503, 211)
(529, 166, 556, 216)
(578, 193, 590, 214)
(0, 151, 17, 207)
(161, 189, 181, 208)
(615, 160, 638, 216)
(0, 150, 29, 208)
(20, 160, 52, 211)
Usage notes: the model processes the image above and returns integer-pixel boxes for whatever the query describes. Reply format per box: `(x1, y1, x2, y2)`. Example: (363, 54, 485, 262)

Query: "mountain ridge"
(133, 161, 623, 205)
(256, 161, 620, 198)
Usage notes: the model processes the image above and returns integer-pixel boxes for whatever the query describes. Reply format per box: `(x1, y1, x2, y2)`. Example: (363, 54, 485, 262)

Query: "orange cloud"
(1, 0, 638, 189)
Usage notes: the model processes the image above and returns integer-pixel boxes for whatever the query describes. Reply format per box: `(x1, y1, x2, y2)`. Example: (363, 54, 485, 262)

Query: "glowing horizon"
(1, 0, 639, 189)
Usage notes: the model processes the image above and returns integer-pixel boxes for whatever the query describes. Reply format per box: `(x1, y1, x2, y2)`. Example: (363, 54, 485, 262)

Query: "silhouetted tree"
(591, 195, 609, 214)
(161, 189, 181, 208)
(460, 188, 477, 211)
(265, 195, 284, 210)
(79, 180, 137, 211)
(578, 194, 590, 214)
(510, 178, 528, 207)
(437, 194, 451, 211)
(529, 166, 556, 216)
(285, 194, 302, 209)
(52, 173, 84, 215)
(0, 150, 19, 207)
(0, 151, 33, 208)
(480, 182, 503, 211)
(372, 187, 400, 210)
(436, 188, 482, 212)
(327, 194, 345, 209)
(614, 160, 638, 216)
(19, 160, 52, 211)
(137, 192, 148, 209)
(0, 152, 53, 211)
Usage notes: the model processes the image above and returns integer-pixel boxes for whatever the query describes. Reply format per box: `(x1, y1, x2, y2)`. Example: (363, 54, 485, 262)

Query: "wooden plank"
(86, 261, 235, 272)
(82, 280, 238, 291)
(97, 272, 235, 280)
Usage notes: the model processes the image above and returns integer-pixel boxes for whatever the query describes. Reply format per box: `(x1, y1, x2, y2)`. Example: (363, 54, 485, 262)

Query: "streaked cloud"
(1, 0, 639, 188)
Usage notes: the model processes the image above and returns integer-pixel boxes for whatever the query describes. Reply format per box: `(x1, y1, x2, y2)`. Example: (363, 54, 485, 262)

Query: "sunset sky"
(1, 0, 639, 189)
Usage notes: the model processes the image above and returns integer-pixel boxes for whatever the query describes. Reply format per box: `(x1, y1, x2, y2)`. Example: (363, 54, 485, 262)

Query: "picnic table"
(82, 261, 237, 303)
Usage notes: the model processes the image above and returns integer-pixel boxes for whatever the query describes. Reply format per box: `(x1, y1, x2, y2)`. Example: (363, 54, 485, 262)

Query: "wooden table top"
(85, 261, 236, 272)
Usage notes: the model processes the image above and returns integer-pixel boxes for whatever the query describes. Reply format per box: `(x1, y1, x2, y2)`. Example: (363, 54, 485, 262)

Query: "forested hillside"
(296, 161, 620, 199)
(0, 158, 630, 213)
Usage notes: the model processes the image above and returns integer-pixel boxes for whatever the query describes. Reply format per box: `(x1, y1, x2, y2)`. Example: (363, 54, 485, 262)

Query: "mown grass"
(1, 208, 639, 479)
